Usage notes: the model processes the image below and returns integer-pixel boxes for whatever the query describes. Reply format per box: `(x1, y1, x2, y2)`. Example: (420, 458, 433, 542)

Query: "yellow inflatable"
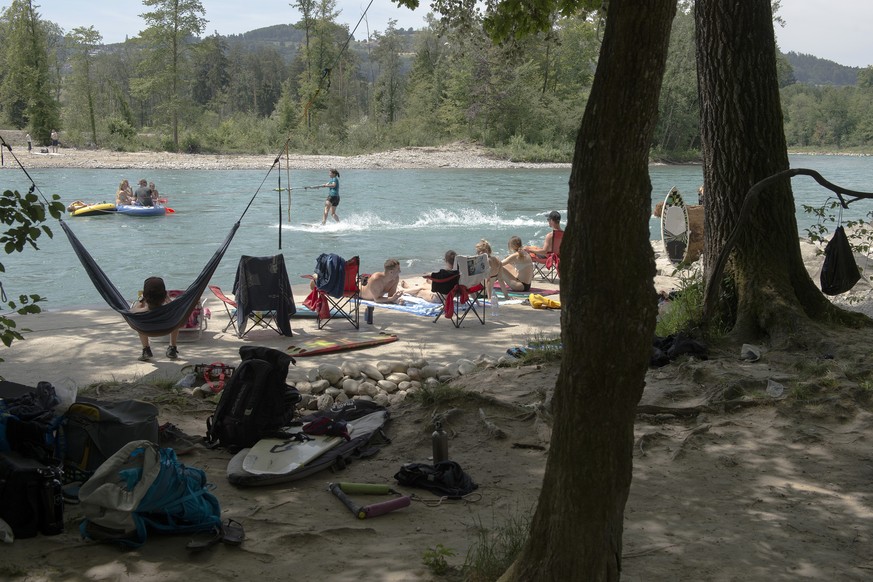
(529, 293, 560, 309)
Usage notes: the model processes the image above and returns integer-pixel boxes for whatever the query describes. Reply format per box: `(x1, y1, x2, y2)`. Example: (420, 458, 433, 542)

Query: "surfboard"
(661, 187, 704, 265)
(242, 426, 353, 475)
(286, 331, 398, 357)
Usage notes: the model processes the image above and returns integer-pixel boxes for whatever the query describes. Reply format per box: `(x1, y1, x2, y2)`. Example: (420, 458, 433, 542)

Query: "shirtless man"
(362, 258, 403, 304)
(524, 210, 563, 257)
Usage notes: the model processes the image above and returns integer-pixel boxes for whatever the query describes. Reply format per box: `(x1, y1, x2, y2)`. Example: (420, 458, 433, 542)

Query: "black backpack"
(394, 461, 478, 498)
(205, 346, 299, 451)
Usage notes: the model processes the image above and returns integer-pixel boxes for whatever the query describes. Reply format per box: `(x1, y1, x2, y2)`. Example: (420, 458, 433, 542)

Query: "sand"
(1, 146, 872, 580)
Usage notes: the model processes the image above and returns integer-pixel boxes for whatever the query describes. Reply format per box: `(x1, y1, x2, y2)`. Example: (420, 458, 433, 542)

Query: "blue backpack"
(78, 440, 221, 547)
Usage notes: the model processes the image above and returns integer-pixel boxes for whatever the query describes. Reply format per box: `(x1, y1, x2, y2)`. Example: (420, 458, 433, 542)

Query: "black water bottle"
(38, 468, 64, 536)
(432, 421, 449, 464)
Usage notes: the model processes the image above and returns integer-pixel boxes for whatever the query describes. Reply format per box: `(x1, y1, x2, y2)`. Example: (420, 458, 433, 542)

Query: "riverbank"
(0, 141, 570, 171)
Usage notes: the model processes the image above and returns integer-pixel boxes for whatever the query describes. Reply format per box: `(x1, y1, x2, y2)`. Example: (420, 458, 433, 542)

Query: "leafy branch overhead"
(0, 187, 65, 360)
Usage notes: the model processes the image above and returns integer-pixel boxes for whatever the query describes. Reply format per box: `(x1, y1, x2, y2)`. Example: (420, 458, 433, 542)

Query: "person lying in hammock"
(131, 276, 181, 361)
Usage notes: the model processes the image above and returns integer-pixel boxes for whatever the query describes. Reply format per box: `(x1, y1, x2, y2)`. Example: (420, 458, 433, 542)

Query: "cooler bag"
(63, 397, 159, 475)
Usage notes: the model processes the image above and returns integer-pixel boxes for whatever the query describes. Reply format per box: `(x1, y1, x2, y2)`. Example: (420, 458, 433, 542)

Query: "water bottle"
(38, 468, 64, 536)
(432, 421, 449, 464)
(490, 295, 499, 317)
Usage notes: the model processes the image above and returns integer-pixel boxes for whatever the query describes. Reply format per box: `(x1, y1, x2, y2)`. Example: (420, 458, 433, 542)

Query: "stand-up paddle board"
(242, 425, 354, 475)
(287, 331, 398, 357)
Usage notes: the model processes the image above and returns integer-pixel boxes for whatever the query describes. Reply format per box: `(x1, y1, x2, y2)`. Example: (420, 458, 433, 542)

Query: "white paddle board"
(242, 425, 353, 475)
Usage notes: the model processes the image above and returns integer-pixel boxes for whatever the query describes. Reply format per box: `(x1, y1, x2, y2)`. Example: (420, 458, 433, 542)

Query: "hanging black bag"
(820, 226, 861, 295)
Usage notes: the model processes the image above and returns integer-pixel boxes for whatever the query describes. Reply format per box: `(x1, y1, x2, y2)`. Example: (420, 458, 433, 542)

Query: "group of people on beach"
(129, 165, 561, 361)
(361, 210, 563, 305)
(116, 178, 161, 206)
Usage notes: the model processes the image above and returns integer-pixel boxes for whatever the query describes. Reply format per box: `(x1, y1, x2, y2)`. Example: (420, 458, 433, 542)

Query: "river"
(2, 154, 870, 310)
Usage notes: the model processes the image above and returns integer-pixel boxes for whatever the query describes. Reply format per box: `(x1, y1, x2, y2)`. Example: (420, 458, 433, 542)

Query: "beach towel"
(363, 296, 444, 318)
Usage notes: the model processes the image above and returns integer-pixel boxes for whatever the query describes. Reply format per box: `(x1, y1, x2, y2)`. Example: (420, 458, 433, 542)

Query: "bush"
(107, 115, 135, 139)
(182, 133, 202, 154)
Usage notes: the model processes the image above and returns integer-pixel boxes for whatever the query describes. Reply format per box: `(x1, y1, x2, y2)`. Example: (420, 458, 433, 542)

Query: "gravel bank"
(1, 141, 570, 171)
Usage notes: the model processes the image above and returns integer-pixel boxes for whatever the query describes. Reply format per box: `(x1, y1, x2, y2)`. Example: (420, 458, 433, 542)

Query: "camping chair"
(166, 289, 209, 342)
(212, 254, 296, 338)
(429, 254, 488, 327)
(304, 254, 361, 330)
(530, 229, 563, 283)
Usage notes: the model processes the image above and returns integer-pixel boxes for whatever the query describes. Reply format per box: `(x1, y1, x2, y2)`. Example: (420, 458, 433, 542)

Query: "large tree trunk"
(500, 1, 676, 579)
(695, 0, 857, 340)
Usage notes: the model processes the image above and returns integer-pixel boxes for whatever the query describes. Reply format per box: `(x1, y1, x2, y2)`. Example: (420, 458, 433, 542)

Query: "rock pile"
(290, 354, 509, 410)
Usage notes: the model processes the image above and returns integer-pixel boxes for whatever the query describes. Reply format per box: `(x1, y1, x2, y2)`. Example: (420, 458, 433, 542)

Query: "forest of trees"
(1, 0, 872, 161)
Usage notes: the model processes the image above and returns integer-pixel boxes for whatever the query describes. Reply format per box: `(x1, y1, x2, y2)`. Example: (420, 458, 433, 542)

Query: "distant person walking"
(50, 129, 59, 153)
(25, 133, 32, 153)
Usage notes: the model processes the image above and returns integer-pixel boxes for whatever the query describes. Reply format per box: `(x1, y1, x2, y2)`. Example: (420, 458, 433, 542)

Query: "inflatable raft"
(67, 201, 117, 217)
(116, 204, 167, 217)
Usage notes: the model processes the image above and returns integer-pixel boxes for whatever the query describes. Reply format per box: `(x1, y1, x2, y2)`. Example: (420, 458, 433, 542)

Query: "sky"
(35, 0, 429, 43)
(22, 1, 873, 69)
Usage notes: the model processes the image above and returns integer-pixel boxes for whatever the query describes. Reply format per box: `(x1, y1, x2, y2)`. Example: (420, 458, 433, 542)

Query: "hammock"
(61, 220, 240, 336)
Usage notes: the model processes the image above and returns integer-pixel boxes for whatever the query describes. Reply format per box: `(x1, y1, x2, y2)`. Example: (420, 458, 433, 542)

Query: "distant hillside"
(784, 51, 859, 86)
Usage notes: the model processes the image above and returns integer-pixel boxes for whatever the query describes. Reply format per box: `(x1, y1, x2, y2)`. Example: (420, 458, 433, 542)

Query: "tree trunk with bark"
(695, 0, 864, 340)
(500, 1, 676, 579)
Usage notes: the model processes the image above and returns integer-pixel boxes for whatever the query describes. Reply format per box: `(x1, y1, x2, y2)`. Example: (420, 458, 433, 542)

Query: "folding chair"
(208, 285, 248, 336)
(304, 254, 361, 330)
(214, 254, 296, 338)
(530, 229, 563, 283)
(166, 289, 209, 342)
(429, 254, 488, 327)
(133, 288, 210, 343)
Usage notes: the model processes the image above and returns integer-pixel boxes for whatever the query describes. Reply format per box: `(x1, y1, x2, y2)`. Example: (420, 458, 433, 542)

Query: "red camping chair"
(530, 229, 563, 283)
(427, 254, 487, 327)
(304, 254, 361, 330)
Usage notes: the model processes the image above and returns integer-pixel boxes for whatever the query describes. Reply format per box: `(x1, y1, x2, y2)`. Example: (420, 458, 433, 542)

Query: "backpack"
(227, 399, 390, 487)
(205, 346, 300, 451)
(78, 440, 221, 548)
(394, 461, 478, 498)
(820, 225, 861, 295)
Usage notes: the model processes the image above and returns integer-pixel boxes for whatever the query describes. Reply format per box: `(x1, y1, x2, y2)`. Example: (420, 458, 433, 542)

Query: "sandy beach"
(2, 145, 872, 580)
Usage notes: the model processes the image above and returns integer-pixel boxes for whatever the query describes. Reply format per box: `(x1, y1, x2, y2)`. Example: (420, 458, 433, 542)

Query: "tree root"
(479, 408, 508, 439)
(670, 423, 711, 461)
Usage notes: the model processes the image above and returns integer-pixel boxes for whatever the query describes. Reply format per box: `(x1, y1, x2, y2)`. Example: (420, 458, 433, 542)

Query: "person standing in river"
(318, 168, 340, 225)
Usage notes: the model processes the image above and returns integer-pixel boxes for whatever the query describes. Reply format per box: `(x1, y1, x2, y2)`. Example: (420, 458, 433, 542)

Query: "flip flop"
(221, 519, 245, 546)
(186, 525, 223, 552)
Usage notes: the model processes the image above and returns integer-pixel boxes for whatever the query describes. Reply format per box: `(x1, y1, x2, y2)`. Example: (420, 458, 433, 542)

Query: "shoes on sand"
(166, 345, 179, 360)
(158, 422, 199, 455)
(138, 346, 153, 361)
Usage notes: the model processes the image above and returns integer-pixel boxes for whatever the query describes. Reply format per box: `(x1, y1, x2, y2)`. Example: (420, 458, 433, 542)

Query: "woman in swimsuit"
(496, 236, 534, 299)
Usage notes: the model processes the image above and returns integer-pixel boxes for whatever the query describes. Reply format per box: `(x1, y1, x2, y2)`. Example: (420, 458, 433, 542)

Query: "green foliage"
(506, 332, 563, 365)
(0, 187, 65, 365)
(181, 133, 202, 154)
(655, 269, 705, 337)
(463, 510, 532, 582)
(408, 382, 466, 407)
(107, 115, 136, 139)
(422, 544, 456, 576)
